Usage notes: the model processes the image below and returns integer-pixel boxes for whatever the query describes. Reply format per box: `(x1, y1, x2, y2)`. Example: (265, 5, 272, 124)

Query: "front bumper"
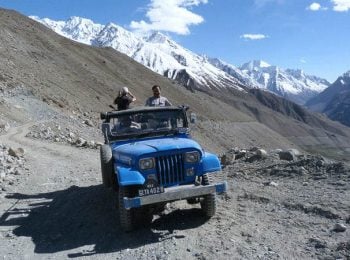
(123, 182, 227, 209)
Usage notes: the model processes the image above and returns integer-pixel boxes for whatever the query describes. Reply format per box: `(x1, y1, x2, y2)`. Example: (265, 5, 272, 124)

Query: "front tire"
(200, 174, 217, 218)
(100, 145, 113, 188)
(118, 186, 135, 232)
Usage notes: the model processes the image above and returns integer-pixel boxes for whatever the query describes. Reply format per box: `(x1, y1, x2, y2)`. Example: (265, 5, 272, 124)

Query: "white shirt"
(145, 96, 172, 107)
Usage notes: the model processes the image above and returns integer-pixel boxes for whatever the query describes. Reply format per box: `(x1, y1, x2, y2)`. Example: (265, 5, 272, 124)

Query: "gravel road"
(0, 123, 349, 260)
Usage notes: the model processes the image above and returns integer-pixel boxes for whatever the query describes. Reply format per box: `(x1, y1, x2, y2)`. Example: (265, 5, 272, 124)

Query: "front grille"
(156, 154, 185, 187)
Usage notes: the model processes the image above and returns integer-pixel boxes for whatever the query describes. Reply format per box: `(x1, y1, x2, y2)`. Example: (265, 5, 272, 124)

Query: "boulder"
(247, 149, 267, 162)
(256, 149, 267, 159)
(235, 150, 247, 160)
(75, 138, 87, 147)
(87, 140, 96, 148)
(221, 153, 235, 165)
(278, 150, 295, 161)
(8, 147, 24, 158)
(288, 148, 301, 157)
(84, 119, 94, 127)
(0, 123, 10, 132)
(250, 147, 259, 152)
(333, 223, 346, 232)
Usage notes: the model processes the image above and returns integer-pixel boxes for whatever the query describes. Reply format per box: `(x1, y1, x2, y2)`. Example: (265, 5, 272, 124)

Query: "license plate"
(138, 185, 164, 197)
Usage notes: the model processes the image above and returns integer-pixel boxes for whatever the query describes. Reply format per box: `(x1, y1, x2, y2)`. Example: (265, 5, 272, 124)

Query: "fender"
(200, 152, 221, 173)
(116, 165, 145, 186)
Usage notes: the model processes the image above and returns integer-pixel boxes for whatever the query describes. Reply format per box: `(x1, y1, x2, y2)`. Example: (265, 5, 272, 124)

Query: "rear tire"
(200, 174, 217, 218)
(100, 145, 113, 188)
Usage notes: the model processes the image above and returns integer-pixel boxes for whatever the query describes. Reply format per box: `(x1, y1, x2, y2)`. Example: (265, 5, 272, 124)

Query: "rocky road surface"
(0, 123, 349, 260)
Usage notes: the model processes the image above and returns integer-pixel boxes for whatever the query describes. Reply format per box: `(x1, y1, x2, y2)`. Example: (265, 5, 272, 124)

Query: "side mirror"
(190, 112, 197, 124)
(179, 105, 190, 111)
(100, 112, 108, 120)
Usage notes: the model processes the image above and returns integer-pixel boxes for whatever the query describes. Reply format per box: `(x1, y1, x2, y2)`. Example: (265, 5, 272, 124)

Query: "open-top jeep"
(100, 106, 227, 231)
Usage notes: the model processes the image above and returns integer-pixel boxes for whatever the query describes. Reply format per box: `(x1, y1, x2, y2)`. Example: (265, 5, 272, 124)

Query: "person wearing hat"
(113, 87, 136, 111)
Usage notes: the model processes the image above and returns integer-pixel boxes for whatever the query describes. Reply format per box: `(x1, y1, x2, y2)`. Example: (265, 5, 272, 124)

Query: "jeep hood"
(112, 137, 202, 157)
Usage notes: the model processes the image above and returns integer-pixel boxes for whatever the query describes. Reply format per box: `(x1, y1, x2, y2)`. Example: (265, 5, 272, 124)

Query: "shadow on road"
(0, 185, 207, 257)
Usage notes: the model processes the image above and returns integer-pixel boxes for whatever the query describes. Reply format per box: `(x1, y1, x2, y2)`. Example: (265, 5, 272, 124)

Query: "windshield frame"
(102, 107, 189, 142)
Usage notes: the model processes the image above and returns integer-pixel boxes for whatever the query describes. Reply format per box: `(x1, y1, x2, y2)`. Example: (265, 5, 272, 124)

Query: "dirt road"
(0, 124, 349, 259)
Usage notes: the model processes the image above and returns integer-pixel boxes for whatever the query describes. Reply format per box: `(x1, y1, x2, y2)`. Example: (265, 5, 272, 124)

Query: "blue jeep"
(100, 106, 227, 231)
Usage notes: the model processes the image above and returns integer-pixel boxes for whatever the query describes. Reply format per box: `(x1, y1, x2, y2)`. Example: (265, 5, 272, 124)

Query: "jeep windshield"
(105, 107, 188, 140)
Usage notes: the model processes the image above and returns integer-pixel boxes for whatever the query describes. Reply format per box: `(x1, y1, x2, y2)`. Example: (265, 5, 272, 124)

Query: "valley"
(0, 8, 349, 260)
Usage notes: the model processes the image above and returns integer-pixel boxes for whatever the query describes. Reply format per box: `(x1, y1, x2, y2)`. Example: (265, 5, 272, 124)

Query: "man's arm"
(126, 96, 134, 103)
(127, 91, 136, 102)
(164, 97, 172, 106)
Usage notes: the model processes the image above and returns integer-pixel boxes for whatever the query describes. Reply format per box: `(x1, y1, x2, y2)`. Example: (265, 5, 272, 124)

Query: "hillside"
(307, 71, 350, 127)
(1, 8, 350, 159)
(323, 92, 350, 127)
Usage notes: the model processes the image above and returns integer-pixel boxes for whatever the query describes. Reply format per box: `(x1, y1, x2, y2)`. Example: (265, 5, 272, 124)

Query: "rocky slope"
(307, 71, 350, 127)
(1, 8, 350, 159)
(323, 92, 350, 127)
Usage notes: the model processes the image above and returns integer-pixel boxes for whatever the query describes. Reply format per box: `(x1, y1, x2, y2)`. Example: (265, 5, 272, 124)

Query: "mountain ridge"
(239, 60, 330, 104)
(30, 15, 329, 104)
(306, 70, 350, 126)
(1, 8, 350, 160)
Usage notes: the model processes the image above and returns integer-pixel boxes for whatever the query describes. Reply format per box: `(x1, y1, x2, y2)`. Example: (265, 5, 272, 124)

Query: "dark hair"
(152, 85, 161, 91)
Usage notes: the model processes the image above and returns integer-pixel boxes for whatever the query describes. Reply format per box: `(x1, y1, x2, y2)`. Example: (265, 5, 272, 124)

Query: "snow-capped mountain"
(30, 16, 104, 45)
(30, 16, 245, 92)
(238, 60, 330, 104)
(206, 58, 259, 88)
(30, 16, 329, 102)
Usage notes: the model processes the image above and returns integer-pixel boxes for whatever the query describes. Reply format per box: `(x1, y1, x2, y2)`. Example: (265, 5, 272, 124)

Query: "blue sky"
(0, 0, 349, 82)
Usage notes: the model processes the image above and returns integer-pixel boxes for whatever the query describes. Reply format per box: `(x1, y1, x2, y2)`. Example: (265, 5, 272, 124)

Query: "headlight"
(139, 157, 155, 170)
(185, 151, 200, 163)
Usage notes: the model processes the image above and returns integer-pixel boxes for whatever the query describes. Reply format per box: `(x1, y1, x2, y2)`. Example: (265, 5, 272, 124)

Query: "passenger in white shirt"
(145, 85, 172, 107)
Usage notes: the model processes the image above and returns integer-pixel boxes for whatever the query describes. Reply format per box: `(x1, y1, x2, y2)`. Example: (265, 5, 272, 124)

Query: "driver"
(114, 116, 141, 133)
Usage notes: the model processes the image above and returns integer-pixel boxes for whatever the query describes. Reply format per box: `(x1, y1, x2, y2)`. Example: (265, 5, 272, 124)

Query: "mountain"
(238, 60, 330, 105)
(30, 16, 245, 92)
(30, 16, 104, 45)
(306, 71, 350, 126)
(2, 9, 350, 161)
(30, 16, 329, 103)
(206, 57, 258, 88)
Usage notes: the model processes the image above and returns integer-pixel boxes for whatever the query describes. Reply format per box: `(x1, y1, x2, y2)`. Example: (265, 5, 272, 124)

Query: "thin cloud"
(254, 0, 285, 8)
(130, 0, 208, 35)
(332, 0, 350, 12)
(240, 34, 268, 40)
(300, 58, 307, 64)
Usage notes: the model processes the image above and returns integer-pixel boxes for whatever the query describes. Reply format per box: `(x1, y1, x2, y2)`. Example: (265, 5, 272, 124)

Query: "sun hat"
(121, 86, 129, 94)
